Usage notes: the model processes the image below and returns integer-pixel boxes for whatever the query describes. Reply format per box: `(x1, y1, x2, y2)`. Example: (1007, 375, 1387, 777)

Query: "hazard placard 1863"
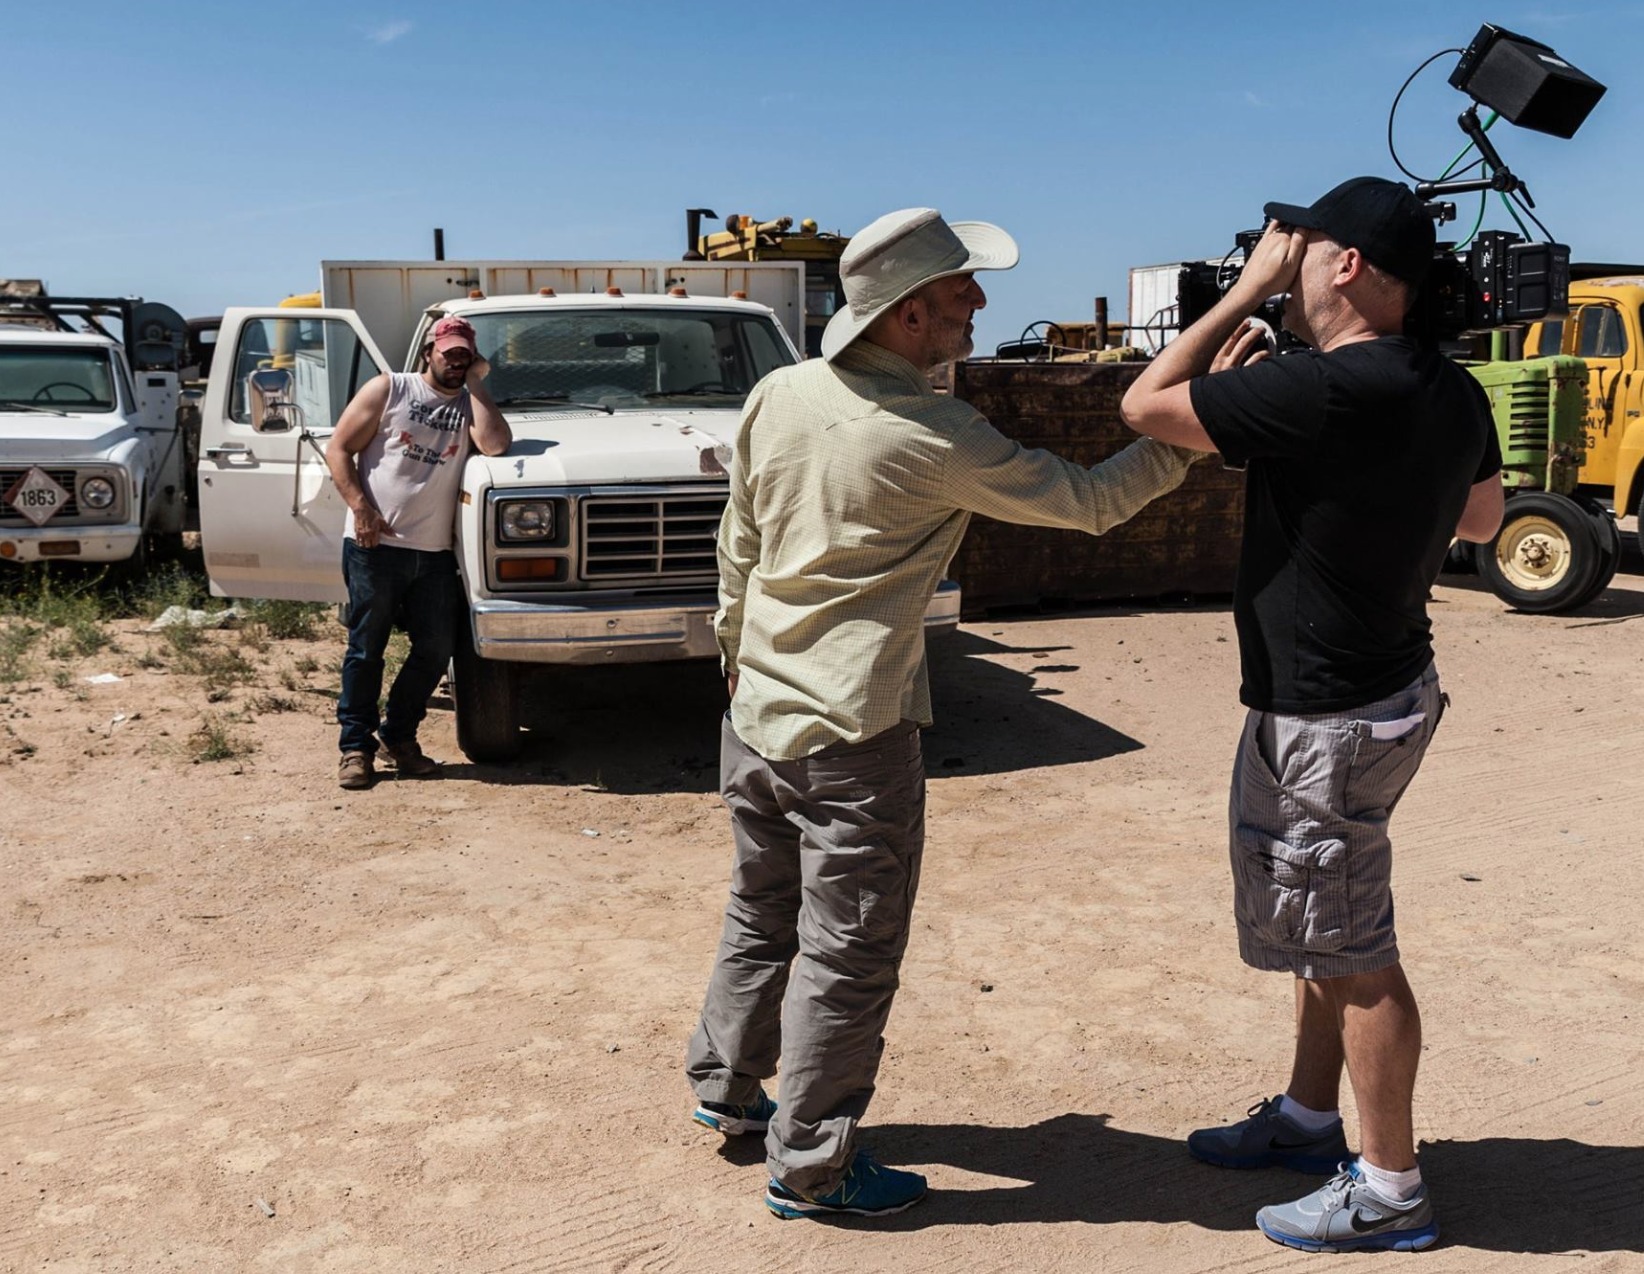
(4, 467, 70, 527)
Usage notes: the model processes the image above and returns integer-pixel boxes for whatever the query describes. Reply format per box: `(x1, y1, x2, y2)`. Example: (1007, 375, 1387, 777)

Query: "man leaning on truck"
(324, 315, 511, 790)
(685, 207, 1203, 1220)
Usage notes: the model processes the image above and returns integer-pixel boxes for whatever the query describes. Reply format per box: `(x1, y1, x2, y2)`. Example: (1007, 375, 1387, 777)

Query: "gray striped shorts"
(1228, 662, 1447, 979)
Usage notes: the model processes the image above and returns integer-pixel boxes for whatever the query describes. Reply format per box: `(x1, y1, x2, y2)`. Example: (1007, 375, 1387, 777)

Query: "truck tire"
(450, 628, 523, 763)
(1571, 495, 1621, 607)
(1477, 491, 1602, 614)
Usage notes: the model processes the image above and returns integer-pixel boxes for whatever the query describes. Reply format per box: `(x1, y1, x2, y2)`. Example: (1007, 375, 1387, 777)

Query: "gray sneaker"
(1257, 1162, 1439, 1252)
(1187, 1095, 1348, 1173)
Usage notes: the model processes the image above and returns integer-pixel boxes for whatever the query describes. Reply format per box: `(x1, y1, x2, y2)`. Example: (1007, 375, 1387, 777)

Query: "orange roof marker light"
(668, 286, 688, 297)
(605, 286, 623, 297)
(730, 290, 748, 300)
(538, 287, 556, 297)
(468, 288, 485, 299)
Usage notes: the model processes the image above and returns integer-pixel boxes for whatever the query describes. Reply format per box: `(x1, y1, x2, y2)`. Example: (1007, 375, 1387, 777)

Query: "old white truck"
(195, 261, 960, 762)
(0, 291, 189, 571)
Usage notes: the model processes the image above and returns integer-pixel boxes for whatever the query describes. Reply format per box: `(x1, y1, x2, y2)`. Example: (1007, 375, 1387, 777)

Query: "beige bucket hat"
(821, 207, 1019, 362)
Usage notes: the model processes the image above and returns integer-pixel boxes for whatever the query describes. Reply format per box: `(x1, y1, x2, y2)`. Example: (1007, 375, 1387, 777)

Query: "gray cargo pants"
(686, 714, 925, 1196)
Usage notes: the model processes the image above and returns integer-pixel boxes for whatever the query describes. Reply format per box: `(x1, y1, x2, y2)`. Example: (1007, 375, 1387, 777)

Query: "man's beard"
(432, 362, 467, 389)
(926, 316, 974, 366)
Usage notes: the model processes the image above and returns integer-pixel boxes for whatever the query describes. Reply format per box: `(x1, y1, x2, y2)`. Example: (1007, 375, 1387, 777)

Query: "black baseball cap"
(1264, 176, 1435, 288)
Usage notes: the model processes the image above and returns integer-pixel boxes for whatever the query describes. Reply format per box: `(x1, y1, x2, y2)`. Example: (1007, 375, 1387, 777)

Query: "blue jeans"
(337, 540, 462, 756)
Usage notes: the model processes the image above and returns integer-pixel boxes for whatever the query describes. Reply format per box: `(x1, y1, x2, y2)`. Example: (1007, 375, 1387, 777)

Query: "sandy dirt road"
(3, 546, 1642, 1273)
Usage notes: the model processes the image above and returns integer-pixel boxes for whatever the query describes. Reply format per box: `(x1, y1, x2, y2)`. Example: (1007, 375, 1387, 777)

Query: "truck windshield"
(464, 309, 795, 408)
(0, 346, 117, 413)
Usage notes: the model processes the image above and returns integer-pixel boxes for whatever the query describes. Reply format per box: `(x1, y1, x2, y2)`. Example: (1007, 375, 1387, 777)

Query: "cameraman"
(1121, 176, 1503, 1254)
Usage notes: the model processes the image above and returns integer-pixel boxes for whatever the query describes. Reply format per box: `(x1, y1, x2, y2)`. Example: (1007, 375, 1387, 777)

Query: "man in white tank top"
(324, 315, 512, 789)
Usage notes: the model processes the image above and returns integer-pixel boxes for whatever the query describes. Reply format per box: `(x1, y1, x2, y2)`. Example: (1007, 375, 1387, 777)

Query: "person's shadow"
(457, 628, 1147, 792)
(725, 1114, 1643, 1252)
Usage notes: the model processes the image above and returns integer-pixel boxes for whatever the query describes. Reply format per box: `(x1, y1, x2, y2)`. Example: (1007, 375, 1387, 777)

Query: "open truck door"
(197, 308, 389, 600)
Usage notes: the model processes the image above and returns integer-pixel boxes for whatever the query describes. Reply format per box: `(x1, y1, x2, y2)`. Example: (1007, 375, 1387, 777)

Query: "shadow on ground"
(781, 1115, 1644, 1253)
(457, 624, 1162, 793)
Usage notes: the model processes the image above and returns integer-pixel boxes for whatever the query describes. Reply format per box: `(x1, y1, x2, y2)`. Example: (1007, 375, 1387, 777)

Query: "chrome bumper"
(472, 580, 962, 665)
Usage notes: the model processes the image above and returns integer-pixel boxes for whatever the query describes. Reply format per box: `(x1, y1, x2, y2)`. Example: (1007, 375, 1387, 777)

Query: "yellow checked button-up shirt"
(716, 340, 1197, 761)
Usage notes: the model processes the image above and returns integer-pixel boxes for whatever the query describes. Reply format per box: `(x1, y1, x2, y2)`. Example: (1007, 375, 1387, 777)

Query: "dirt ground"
(3, 536, 1642, 1274)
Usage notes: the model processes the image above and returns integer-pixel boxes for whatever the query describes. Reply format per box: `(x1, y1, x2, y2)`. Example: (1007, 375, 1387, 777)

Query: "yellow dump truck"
(1526, 268, 1644, 555)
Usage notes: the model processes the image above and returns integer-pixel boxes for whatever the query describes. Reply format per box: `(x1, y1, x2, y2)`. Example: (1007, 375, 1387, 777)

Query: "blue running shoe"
(1257, 1161, 1440, 1253)
(692, 1088, 777, 1136)
(1188, 1095, 1349, 1173)
(765, 1150, 927, 1220)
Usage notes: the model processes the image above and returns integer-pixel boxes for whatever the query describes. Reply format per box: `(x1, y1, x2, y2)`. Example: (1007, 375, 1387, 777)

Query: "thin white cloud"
(365, 20, 413, 45)
(1243, 90, 1268, 109)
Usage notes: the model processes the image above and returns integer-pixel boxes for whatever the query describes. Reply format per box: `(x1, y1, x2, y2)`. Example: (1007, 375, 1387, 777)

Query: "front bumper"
(0, 523, 144, 564)
(473, 580, 963, 666)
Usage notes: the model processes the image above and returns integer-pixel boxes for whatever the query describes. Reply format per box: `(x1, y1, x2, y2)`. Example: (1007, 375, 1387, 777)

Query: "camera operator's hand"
(1213, 321, 1272, 373)
(1230, 221, 1306, 308)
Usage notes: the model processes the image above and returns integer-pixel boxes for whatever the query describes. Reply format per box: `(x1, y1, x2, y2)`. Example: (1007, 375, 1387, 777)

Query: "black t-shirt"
(1189, 335, 1501, 713)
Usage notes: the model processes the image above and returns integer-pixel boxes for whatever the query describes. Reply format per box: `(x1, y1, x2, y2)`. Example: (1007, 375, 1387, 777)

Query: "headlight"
(80, 477, 117, 510)
(499, 500, 555, 541)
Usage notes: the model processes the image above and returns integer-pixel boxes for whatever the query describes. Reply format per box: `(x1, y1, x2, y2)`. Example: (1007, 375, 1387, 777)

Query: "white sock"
(1278, 1094, 1340, 1134)
(1357, 1156, 1423, 1201)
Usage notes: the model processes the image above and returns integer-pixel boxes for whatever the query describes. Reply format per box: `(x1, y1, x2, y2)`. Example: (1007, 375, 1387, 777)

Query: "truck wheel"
(450, 628, 523, 763)
(1477, 491, 1602, 613)
(1571, 495, 1621, 607)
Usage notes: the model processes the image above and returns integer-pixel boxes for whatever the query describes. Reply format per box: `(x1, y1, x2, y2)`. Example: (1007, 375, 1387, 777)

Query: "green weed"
(189, 714, 254, 763)
(243, 599, 327, 641)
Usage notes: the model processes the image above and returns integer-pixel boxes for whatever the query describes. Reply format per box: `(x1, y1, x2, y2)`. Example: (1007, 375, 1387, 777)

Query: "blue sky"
(5, 1, 1633, 352)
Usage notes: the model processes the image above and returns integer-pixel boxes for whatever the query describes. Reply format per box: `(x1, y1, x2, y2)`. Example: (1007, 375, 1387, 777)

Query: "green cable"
(1441, 109, 1500, 252)
(1437, 109, 1499, 180)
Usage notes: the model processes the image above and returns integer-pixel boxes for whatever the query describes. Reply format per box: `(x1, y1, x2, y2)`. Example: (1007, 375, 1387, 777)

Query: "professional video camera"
(1192, 24, 1605, 351)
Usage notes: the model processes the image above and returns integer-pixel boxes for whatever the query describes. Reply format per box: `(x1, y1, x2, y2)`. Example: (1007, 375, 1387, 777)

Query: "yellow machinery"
(686, 210, 847, 357)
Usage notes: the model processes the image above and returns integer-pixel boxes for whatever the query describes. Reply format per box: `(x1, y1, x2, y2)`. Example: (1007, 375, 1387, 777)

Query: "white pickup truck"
(195, 262, 960, 762)
(0, 293, 188, 570)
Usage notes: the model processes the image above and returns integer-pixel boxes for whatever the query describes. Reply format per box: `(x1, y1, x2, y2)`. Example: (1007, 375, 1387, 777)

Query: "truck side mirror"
(247, 367, 299, 433)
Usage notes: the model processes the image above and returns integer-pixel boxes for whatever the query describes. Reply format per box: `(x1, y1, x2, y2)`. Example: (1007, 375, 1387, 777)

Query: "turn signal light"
(496, 557, 565, 582)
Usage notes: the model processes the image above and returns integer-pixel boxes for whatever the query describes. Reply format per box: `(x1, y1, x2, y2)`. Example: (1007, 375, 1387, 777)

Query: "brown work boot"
(338, 751, 374, 790)
(383, 738, 441, 778)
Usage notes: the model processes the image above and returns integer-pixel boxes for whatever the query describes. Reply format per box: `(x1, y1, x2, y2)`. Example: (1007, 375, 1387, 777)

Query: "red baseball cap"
(431, 315, 477, 355)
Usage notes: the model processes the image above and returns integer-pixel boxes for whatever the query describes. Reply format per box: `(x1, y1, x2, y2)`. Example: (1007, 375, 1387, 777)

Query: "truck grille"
(1502, 378, 1550, 456)
(0, 467, 81, 523)
(580, 494, 725, 581)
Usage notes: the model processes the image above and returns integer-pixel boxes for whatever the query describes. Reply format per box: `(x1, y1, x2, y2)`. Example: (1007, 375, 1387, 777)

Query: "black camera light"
(1449, 24, 1605, 139)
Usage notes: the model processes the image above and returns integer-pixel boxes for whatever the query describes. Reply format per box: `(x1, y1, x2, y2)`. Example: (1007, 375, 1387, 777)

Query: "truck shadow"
(1436, 566, 1644, 621)
(834, 1115, 1644, 1253)
(462, 627, 1151, 793)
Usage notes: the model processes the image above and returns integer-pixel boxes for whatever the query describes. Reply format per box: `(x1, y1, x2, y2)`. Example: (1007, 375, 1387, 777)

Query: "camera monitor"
(1448, 24, 1605, 140)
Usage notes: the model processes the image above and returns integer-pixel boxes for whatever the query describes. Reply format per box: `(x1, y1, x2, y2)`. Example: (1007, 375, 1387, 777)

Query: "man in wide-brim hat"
(685, 206, 1203, 1220)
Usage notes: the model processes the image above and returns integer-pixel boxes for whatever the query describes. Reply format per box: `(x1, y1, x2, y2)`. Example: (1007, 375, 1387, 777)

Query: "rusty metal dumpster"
(941, 360, 1245, 615)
